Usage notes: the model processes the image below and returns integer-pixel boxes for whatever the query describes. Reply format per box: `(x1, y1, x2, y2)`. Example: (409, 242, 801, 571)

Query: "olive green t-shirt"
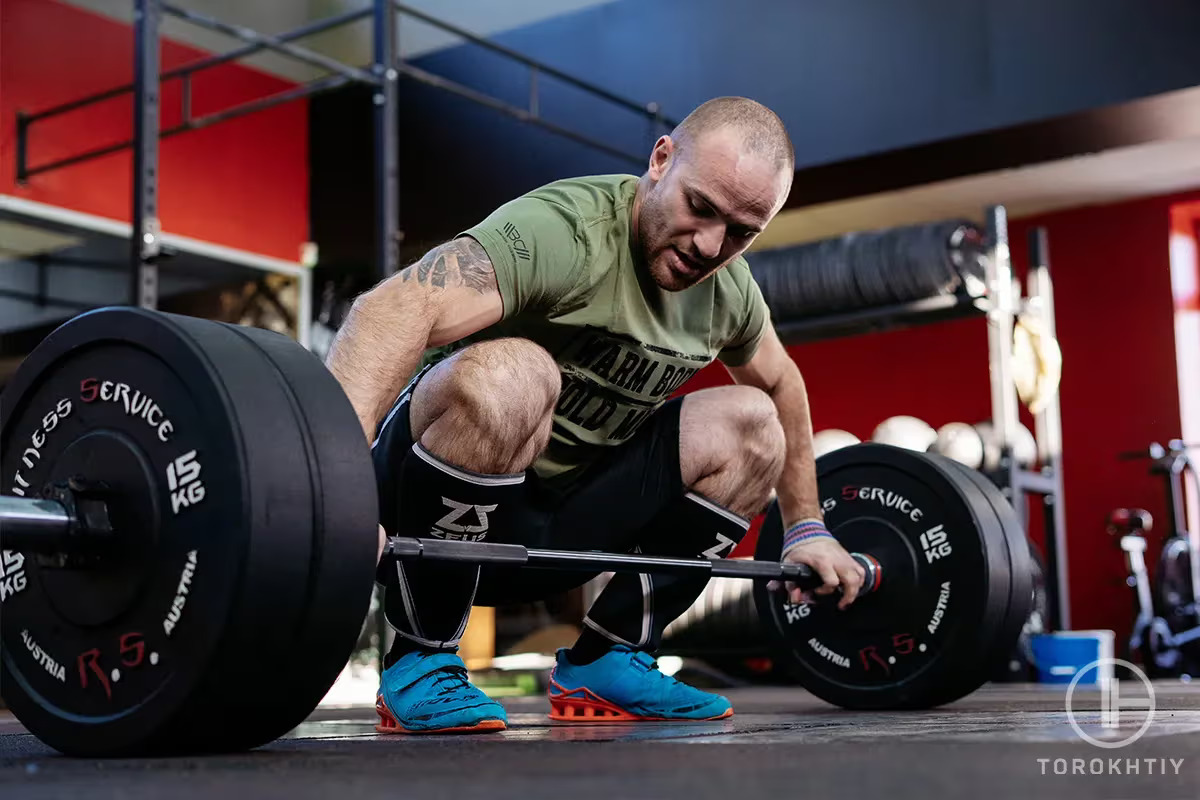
(422, 174, 768, 484)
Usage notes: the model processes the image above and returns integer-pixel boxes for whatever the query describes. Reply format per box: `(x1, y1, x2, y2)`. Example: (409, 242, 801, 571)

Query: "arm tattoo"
(430, 254, 448, 288)
(402, 238, 494, 295)
(460, 239, 493, 292)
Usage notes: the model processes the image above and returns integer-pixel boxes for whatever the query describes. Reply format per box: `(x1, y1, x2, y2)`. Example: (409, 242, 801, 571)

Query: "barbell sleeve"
(0, 495, 74, 552)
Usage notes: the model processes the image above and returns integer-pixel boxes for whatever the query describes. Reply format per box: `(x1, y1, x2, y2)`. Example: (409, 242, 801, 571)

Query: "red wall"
(0, 0, 308, 261)
(1008, 194, 1188, 634)
(687, 188, 1197, 640)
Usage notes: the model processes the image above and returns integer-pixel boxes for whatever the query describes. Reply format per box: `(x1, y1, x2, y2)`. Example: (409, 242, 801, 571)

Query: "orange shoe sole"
(546, 678, 733, 722)
(375, 696, 507, 735)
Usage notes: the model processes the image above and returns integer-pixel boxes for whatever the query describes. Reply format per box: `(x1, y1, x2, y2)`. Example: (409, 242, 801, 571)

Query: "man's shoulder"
(465, 175, 634, 264)
(519, 174, 638, 227)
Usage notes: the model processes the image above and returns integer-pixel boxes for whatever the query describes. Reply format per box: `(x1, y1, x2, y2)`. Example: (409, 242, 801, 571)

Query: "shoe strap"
(630, 650, 657, 670)
(417, 651, 466, 671)
(626, 650, 675, 685)
(396, 651, 468, 686)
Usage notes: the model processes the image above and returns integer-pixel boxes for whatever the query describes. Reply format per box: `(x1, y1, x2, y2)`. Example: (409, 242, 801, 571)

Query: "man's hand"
(775, 535, 865, 610)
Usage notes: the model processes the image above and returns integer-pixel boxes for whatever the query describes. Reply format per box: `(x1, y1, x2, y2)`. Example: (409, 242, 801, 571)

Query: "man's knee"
(724, 392, 785, 515)
(437, 338, 561, 434)
(718, 385, 778, 431)
(681, 385, 784, 514)
(695, 385, 784, 470)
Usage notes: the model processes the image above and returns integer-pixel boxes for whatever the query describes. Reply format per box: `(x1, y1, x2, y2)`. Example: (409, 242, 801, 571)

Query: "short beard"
(637, 183, 673, 286)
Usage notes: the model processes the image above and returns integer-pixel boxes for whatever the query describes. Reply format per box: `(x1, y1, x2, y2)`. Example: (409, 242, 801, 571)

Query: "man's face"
(638, 128, 790, 291)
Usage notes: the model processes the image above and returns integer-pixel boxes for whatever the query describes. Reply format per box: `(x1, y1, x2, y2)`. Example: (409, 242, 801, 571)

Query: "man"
(326, 96, 865, 735)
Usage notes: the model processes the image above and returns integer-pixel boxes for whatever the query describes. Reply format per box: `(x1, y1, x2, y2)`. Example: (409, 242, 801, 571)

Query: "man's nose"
(694, 222, 724, 260)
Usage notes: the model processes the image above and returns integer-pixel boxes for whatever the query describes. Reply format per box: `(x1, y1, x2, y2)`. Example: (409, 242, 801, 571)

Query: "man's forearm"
(768, 366, 824, 525)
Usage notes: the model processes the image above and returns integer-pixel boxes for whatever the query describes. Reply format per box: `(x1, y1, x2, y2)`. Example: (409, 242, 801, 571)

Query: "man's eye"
(690, 199, 710, 215)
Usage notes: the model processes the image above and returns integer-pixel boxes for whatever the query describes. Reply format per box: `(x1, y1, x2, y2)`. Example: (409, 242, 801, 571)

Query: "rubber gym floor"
(2, 682, 1200, 799)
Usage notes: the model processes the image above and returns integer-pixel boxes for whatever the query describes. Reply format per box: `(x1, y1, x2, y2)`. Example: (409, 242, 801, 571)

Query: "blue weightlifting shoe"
(547, 646, 732, 722)
(375, 650, 507, 734)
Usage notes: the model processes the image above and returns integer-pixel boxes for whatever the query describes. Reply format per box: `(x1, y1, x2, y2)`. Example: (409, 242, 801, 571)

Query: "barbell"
(0, 307, 1032, 757)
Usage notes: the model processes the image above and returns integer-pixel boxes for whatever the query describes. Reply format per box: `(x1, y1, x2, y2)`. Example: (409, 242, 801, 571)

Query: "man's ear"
(648, 135, 676, 181)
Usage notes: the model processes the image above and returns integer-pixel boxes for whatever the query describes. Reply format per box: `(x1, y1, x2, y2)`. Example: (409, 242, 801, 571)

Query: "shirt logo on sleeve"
(498, 222, 531, 261)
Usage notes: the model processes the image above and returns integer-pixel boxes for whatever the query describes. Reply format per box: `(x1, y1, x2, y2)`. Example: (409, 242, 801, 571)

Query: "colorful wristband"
(782, 518, 833, 553)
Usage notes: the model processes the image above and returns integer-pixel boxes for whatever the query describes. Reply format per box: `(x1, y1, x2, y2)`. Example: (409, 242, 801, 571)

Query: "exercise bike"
(1109, 440, 1200, 677)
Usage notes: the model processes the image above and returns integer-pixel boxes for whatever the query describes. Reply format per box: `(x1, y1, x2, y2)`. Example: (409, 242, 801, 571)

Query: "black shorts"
(371, 366, 686, 606)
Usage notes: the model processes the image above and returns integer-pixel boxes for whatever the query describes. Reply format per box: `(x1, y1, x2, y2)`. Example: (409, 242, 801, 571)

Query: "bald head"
(634, 97, 794, 292)
(670, 96, 794, 175)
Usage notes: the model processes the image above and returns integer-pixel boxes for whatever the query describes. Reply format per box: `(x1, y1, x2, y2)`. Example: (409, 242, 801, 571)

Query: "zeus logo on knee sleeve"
(702, 533, 737, 559)
(433, 498, 499, 541)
